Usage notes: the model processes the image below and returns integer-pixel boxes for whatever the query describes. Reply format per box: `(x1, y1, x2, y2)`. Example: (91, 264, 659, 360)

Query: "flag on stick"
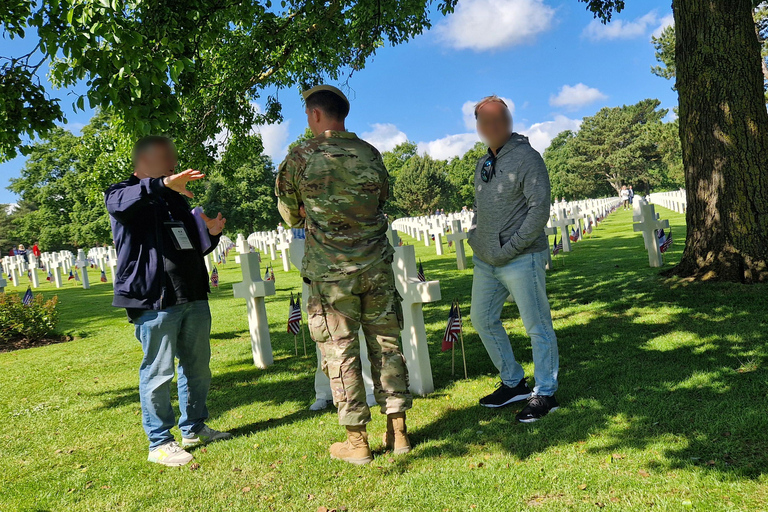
(660, 227, 673, 253)
(552, 237, 563, 256)
(417, 261, 426, 282)
(22, 287, 33, 306)
(442, 301, 461, 352)
(210, 267, 219, 287)
(100, 269, 107, 283)
(47, 270, 53, 282)
(287, 293, 302, 335)
(68, 270, 74, 281)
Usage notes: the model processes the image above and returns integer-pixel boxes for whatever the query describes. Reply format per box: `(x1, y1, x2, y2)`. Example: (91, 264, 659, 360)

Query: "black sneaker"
(479, 379, 531, 408)
(515, 395, 560, 423)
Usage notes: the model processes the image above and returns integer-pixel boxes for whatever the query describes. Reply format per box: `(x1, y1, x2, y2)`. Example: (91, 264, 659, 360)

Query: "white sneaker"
(148, 441, 194, 466)
(181, 425, 233, 449)
(309, 398, 332, 411)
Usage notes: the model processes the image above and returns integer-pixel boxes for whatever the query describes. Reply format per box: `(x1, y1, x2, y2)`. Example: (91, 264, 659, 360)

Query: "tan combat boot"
(383, 412, 412, 455)
(329, 425, 373, 465)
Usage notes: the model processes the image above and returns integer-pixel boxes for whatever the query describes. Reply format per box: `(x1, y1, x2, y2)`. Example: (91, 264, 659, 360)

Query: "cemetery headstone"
(232, 252, 276, 368)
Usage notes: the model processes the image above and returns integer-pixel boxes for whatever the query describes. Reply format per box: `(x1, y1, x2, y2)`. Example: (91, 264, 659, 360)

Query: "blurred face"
(135, 143, 177, 179)
(476, 102, 512, 149)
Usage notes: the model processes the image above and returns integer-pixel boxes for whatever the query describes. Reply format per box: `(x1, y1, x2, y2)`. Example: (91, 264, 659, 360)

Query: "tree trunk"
(670, 0, 768, 283)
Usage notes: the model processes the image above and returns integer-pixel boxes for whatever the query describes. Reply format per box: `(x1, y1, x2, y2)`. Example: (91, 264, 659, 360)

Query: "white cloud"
(253, 121, 291, 163)
(436, 0, 556, 51)
(583, 10, 659, 41)
(549, 83, 607, 110)
(652, 13, 674, 38)
(517, 115, 582, 153)
(417, 133, 480, 160)
(361, 123, 408, 152)
(461, 97, 515, 130)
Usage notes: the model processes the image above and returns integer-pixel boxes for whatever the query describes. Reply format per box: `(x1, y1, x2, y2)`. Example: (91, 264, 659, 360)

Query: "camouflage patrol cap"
(301, 85, 350, 110)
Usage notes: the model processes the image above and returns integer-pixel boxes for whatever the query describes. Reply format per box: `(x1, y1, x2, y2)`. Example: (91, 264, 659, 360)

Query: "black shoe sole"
(517, 406, 559, 423)
(479, 392, 531, 408)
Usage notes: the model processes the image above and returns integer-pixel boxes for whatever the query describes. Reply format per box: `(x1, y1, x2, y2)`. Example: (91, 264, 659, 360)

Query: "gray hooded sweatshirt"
(467, 133, 551, 267)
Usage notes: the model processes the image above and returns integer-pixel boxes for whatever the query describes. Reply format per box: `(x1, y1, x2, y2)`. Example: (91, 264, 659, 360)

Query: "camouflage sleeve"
(275, 152, 305, 228)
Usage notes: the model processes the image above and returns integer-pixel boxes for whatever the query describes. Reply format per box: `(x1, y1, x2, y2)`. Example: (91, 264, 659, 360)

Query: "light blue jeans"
(133, 300, 212, 449)
(470, 251, 559, 396)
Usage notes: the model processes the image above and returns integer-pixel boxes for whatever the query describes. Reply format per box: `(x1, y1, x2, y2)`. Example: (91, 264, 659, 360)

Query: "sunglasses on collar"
(481, 155, 496, 183)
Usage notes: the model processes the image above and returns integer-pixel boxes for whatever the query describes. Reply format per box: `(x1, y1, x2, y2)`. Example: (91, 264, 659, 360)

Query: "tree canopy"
(0, 0, 458, 162)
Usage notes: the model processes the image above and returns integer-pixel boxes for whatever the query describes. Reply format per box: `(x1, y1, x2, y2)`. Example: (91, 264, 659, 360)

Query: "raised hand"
(163, 169, 205, 198)
(199, 211, 226, 236)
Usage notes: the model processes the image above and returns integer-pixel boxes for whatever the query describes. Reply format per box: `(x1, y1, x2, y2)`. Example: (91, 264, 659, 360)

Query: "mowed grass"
(1, 207, 767, 512)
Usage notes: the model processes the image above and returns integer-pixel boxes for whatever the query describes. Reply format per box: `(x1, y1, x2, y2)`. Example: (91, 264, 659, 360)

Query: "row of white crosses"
(649, 189, 687, 214)
(633, 198, 670, 268)
(231, 227, 442, 395)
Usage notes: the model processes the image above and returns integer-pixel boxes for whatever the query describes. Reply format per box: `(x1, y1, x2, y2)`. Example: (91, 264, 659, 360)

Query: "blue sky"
(0, 0, 677, 204)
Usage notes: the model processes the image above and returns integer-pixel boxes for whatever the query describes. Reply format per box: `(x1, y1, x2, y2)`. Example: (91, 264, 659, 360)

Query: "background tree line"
(1, 113, 281, 252)
(1, 95, 683, 252)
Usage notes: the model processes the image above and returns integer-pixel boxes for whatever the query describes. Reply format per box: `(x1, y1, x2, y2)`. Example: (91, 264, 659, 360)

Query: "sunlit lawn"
(1, 207, 767, 511)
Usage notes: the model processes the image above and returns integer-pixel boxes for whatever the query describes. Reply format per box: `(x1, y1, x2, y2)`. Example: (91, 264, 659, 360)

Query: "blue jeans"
(133, 300, 212, 449)
(470, 251, 559, 396)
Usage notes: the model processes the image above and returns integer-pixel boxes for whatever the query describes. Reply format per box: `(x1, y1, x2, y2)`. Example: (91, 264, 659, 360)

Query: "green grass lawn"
(1, 207, 767, 511)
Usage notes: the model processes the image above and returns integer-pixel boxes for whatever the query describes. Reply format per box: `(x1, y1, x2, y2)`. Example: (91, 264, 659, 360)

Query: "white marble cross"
(107, 247, 118, 288)
(552, 208, 576, 253)
(543, 226, 557, 270)
(76, 249, 90, 289)
(393, 239, 441, 396)
(571, 206, 589, 241)
(633, 203, 670, 268)
(420, 223, 431, 246)
(48, 255, 63, 288)
(447, 220, 468, 270)
(232, 252, 276, 368)
(277, 232, 292, 272)
(8, 259, 20, 287)
(236, 233, 249, 254)
(429, 223, 445, 256)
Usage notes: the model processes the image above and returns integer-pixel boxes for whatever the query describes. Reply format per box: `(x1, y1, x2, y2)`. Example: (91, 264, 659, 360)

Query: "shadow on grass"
(409, 212, 768, 480)
(86, 210, 767, 480)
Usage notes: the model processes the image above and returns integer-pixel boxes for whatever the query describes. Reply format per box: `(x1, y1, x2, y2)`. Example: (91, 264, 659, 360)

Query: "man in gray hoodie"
(467, 96, 560, 423)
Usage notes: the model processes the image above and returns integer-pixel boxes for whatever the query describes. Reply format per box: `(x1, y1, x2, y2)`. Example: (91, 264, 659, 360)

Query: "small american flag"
(68, 270, 74, 281)
(264, 267, 271, 281)
(287, 293, 302, 335)
(660, 228, 673, 253)
(210, 267, 219, 287)
(74, 269, 80, 282)
(270, 266, 275, 281)
(417, 261, 425, 282)
(441, 301, 462, 352)
(100, 270, 107, 283)
(553, 237, 563, 256)
(569, 227, 578, 242)
(22, 287, 33, 306)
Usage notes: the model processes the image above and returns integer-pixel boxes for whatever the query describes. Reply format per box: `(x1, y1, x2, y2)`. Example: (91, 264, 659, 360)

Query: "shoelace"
(527, 395, 549, 409)
(165, 441, 184, 453)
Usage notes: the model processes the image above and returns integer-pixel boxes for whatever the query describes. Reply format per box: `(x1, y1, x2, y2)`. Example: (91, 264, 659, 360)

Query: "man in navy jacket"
(105, 136, 231, 466)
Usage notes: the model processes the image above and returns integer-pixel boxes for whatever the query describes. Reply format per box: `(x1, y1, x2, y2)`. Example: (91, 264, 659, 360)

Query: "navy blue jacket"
(105, 175, 219, 310)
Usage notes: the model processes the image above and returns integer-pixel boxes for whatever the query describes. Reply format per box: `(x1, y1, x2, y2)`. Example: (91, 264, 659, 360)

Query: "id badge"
(165, 221, 195, 250)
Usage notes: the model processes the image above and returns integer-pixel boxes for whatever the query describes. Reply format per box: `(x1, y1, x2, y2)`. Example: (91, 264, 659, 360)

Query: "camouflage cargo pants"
(307, 258, 412, 426)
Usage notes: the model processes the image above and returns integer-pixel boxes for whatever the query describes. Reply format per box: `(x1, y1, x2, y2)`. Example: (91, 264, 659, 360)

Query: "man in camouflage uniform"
(275, 85, 412, 465)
